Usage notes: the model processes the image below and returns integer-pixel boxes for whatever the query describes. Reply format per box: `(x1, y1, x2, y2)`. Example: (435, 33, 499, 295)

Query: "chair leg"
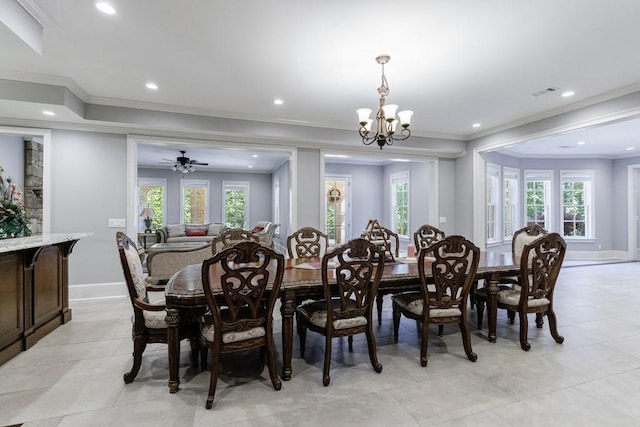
(476, 300, 485, 330)
(420, 320, 429, 367)
(546, 309, 565, 344)
(206, 341, 220, 409)
(535, 312, 545, 328)
(392, 301, 401, 343)
(518, 311, 531, 351)
(189, 337, 200, 368)
(459, 320, 478, 362)
(123, 334, 147, 384)
(377, 291, 384, 325)
(469, 280, 478, 309)
(296, 312, 307, 358)
(438, 325, 444, 336)
(508, 310, 516, 324)
(323, 335, 332, 386)
(365, 323, 382, 373)
(199, 336, 208, 371)
(265, 332, 282, 391)
(348, 335, 353, 352)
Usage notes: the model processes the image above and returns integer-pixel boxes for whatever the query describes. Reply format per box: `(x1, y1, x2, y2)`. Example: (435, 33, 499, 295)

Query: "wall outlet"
(108, 218, 126, 228)
(439, 216, 447, 224)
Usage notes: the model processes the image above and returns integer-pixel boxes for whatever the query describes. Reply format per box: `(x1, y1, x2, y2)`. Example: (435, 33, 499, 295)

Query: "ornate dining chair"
(475, 223, 548, 328)
(115, 232, 200, 384)
(287, 226, 328, 259)
(360, 219, 399, 262)
(200, 241, 284, 409)
(392, 235, 480, 367)
(296, 238, 385, 386)
(413, 224, 446, 252)
(211, 227, 260, 254)
(492, 232, 566, 351)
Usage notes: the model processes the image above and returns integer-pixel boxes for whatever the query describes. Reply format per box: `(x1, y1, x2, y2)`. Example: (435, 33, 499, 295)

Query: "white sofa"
(155, 223, 228, 244)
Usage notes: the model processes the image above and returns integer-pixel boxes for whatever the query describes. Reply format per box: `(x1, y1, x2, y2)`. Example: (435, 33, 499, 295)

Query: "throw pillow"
(166, 224, 186, 237)
(186, 229, 207, 236)
(252, 226, 265, 232)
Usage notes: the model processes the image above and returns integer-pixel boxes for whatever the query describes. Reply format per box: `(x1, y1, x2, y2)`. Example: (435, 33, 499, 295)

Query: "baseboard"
(69, 281, 127, 301)
(564, 249, 630, 261)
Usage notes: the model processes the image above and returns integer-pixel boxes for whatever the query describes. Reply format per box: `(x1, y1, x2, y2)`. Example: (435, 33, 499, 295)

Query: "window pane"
(225, 189, 246, 228)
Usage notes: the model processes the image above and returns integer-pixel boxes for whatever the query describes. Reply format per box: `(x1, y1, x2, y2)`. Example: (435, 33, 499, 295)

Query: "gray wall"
(0, 134, 25, 189)
(273, 159, 291, 238)
(296, 148, 321, 229)
(438, 158, 457, 235)
(50, 130, 128, 286)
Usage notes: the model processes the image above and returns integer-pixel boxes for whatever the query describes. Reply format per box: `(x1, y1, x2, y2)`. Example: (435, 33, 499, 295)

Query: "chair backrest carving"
(287, 226, 328, 259)
(321, 238, 385, 322)
(418, 235, 480, 311)
(414, 224, 446, 252)
(211, 228, 260, 254)
(360, 219, 399, 260)
(513, 224, 548, 263)
(519, 232, 566, 304)
(116, 232, 148, 303)
(202, 241, 284, 334)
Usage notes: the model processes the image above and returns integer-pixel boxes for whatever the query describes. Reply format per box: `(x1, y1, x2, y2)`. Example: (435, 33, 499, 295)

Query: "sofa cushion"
(208, 223, 225, 236)
(186, 228, 207, 236)
(166, 224, 186, 238)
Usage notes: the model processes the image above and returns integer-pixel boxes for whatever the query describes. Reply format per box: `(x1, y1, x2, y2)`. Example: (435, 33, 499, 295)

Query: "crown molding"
(15, 0, 51, 27)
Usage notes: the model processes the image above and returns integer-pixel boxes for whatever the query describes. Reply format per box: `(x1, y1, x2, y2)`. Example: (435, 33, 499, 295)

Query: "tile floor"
(1, 262, 640, 426)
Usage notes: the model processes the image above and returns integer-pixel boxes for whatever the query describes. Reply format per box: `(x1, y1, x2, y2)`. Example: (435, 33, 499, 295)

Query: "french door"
(325, 176, 351, 245)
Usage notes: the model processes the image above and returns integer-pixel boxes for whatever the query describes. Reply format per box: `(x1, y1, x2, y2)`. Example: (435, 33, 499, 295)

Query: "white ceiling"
(2, 0, 640, 163)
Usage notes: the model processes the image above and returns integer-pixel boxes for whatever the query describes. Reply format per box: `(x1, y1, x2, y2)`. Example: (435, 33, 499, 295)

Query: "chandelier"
(357, 55, 413, 149)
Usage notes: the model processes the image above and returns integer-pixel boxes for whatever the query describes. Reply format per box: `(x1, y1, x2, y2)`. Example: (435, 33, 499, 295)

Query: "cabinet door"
(33, 245, 62, 327)
(0, 253, 24, 351)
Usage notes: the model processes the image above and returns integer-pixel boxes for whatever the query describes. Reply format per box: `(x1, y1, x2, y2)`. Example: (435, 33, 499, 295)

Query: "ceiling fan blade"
(191, 161, 209, 165)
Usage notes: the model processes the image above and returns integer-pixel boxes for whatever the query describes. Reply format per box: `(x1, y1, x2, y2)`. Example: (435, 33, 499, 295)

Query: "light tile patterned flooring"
(1, 262, 640, 426)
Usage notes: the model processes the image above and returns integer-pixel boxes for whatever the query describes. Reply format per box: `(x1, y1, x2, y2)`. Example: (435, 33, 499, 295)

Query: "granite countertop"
(0, 233, 93, 253)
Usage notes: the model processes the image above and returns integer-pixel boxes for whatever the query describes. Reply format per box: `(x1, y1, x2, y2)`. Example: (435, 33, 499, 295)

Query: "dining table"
(163, 252, 519, 393)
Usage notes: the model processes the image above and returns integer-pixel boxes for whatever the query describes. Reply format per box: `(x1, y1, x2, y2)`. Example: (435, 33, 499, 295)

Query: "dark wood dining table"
(164, 252, 518, 392)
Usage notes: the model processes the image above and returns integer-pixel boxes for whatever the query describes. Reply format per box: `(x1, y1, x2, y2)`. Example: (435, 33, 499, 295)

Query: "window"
(273, 176, 280, 233)
(561, 170, 593, 238)
(503, 167, 519, 239)
(390, 171, 409, 237)
(223, 181, 249, 228)
(325, 176, 349, 245)
(524, 170, 552, 230)
(138, 178, 166, 231)
(181, 179, 209, 224)
(486, 163, 500, 243)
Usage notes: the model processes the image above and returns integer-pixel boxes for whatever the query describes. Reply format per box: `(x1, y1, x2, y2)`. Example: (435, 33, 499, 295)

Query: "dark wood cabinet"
(0, 237, 81, 365)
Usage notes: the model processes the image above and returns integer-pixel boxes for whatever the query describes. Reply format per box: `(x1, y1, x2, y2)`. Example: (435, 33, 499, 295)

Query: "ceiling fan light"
(171, 164, 178, 171)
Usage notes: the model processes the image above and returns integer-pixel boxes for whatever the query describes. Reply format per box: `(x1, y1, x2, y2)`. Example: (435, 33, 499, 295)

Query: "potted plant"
(0, 166, 31, 239)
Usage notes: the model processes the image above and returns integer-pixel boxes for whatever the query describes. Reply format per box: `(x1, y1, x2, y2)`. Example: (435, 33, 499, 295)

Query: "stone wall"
(24, 139, 43, 235)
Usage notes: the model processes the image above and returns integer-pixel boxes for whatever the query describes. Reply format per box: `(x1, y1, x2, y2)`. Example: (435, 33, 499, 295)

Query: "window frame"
(560, 169, 594, 239)
(222, 180, 250, 229)
(502, 167, 520, 241)
(524, 169, 553, 231)
(486, 163, 501, 245)
(137, 177, 166, 231)
(180, 179, 210, 224)
(273, 176, 280, 235)
(390, 171, 410, 239)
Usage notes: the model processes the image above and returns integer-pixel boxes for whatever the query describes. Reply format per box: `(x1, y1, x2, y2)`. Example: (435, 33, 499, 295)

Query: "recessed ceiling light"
(561, 91, 575, 98)
(146, 82, 158, 90)
(252, 154, 258, 158)
(273, 99, 284, 105)
(248, 165, 254, 168)
(96, 2, 116, 14)
(626, 147, 635, 151)
(472, 123, 481, 128)
(576, 141, 586, 145)
(42, 110, 55, 116)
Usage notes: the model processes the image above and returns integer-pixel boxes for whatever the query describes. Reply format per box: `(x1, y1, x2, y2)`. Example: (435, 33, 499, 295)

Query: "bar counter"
(0, 233, 91, 365)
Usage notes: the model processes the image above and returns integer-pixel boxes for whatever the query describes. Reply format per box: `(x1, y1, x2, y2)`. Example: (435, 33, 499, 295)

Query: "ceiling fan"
(159, 150, 208, 173)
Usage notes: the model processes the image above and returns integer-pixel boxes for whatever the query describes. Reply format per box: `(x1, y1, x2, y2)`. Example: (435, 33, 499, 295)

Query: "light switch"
(439, 217, 447, 224)
(108, 218, 126, 228)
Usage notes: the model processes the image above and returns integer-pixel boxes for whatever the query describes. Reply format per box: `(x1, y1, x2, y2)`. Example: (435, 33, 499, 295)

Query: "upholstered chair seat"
(297, 298, 368, 330)
(497, 289, 550, 308)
